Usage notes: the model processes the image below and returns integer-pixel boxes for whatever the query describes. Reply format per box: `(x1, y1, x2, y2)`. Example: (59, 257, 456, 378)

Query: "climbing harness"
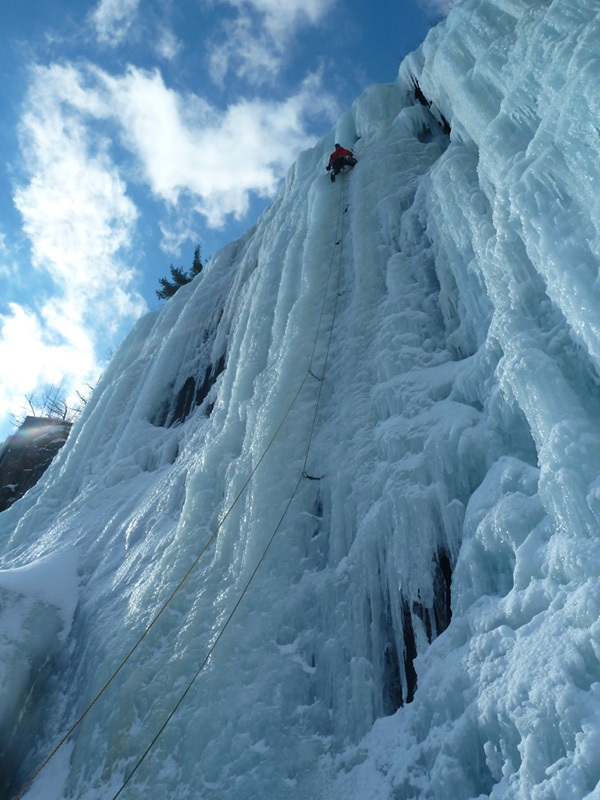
(13, 178, 349, 800)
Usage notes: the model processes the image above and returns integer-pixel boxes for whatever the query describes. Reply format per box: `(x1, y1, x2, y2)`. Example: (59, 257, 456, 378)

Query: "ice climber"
(326, 143, 357, 182)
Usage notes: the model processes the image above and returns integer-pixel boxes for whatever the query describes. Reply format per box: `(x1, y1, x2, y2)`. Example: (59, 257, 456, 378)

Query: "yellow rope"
(14, 177, 348, 800)
(112, 180, 348, 798)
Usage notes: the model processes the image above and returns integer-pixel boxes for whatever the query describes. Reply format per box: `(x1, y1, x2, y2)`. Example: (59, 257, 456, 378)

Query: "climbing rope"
(111, 176, 349, 800)
(13, 175, 349, 800)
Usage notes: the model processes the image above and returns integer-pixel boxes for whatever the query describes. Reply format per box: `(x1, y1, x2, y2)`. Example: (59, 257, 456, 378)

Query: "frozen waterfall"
(2, 0, 600, 798)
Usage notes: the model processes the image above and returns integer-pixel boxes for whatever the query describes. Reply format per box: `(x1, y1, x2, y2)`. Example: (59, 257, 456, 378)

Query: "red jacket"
(329, 145, 353, 165)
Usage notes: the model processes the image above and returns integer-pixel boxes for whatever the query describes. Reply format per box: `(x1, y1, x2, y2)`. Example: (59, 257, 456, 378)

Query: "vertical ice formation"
(1, 0, 600, 798)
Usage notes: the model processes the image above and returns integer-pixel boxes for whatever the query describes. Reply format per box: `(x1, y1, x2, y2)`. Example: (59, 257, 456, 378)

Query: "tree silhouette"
(156, 245, 204, 300)
(191, 244, 203, 278)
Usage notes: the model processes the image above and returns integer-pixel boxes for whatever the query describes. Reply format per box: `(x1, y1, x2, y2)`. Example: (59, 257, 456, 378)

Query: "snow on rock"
(2, 0, 600, 798)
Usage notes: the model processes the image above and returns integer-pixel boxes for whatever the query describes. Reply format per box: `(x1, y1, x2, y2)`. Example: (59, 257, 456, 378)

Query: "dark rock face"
(0, 417, 71, 512)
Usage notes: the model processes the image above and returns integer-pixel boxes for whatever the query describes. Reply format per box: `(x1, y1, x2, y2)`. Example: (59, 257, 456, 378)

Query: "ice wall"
(2, 0, 600, 798)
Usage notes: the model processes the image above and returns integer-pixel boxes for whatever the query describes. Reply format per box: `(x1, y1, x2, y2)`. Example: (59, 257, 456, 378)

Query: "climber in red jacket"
(327, 143, 357, 182)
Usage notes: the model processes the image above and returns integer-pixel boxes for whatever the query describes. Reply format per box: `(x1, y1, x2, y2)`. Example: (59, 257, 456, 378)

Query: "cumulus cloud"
(15, 64, 143, 323)
(227, 0, 337, 35)
(2, 58, 335, 432)
(208, 0, 337, 85)
(2, 63, 146, 433)
(98, 65, 336, 226)
(21, 62, 335, 227)
(90, 0, 141, 45)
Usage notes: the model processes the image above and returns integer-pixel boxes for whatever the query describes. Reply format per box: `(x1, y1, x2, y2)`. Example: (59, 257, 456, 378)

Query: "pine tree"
(156, 246, 204, 300)
(191, 245, 203, 278)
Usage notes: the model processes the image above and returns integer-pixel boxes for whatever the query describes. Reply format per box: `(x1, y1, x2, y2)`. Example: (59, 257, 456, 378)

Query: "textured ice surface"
(2, 0, 600, 798)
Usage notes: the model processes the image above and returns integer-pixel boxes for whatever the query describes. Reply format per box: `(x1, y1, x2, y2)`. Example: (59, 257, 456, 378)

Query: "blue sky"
(0, 0, 445, 439)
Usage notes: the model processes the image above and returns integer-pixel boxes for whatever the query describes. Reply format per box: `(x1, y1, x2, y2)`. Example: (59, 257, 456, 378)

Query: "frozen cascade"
(2, 0, 600, 797)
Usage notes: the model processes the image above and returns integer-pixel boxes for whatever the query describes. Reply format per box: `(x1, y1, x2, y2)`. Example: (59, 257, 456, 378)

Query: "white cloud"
(208, 0, 337, 85)
(90, 0, 182, 60)
(208, 20, 282, 85)
(15, 64, 143, 324)
(90, 0, 141, 45)
(0, 233, 11, 280)
(155, 29, 183, 61)
(223, 0, 336, 34)
(16, 59, 336, 236)
(2, 63, 146, 436)
(98, 65, 336, 226)
(2, 58, 335, 434)
(0, 303, 97, 430)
